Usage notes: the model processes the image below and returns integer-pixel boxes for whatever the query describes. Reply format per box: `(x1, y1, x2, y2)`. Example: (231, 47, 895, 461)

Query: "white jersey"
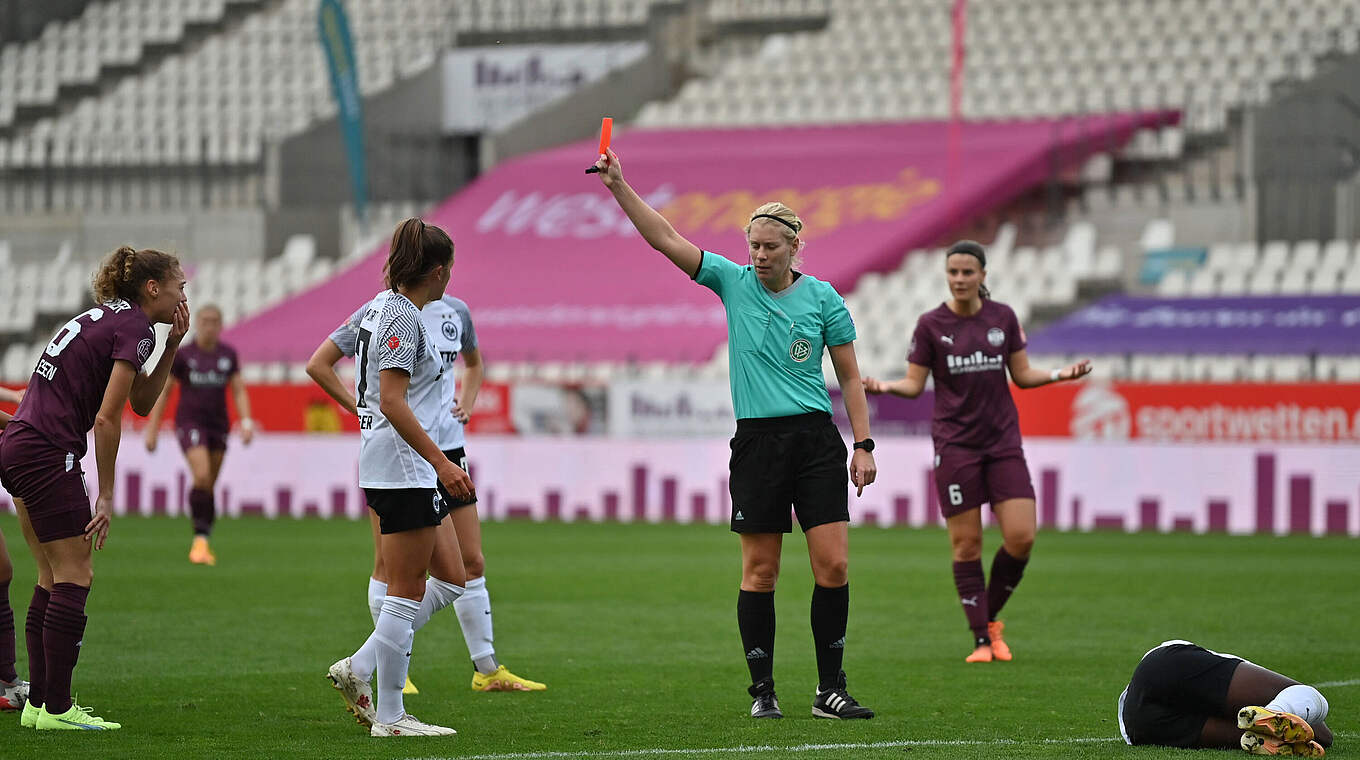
(421, 295, 478, 451)
(331, 290, 444, 489)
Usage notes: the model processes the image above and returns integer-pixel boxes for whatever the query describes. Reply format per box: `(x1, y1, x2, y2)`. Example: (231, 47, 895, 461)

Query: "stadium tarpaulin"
(227, 113, 1176, 363)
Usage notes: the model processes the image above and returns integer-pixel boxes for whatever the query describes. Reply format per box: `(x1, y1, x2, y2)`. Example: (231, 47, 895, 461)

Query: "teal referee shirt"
(694, 250, 857, 420)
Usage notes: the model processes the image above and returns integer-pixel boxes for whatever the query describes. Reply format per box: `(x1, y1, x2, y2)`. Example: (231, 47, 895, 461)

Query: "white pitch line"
(405, 736, 1122, 760)
(1315, 678, 1360, 688)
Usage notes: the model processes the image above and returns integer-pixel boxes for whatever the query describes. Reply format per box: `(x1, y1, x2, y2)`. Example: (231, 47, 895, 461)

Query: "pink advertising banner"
(2, 434, 1356, 537)
(228, 114, 1175, 362)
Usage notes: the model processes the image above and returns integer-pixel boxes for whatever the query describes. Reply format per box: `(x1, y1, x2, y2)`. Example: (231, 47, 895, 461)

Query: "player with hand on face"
(0, 245, 189, 731)
(865, 240, 1091, 663)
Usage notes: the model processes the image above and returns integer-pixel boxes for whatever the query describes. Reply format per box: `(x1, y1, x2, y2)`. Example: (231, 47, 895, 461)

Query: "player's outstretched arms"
(593, 148, 702, 278)
(864, 363, 930, 399)
(1007, 350, 1093, 389)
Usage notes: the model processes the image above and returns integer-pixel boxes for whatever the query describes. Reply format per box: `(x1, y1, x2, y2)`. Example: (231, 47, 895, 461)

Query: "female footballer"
(865, 240, 1091, 663)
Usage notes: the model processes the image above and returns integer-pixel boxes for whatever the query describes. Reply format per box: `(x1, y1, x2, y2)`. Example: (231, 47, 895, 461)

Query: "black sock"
(737, 589, 775, 689)
(986, 547, 1029, 621)
(811, 583, 849, 691)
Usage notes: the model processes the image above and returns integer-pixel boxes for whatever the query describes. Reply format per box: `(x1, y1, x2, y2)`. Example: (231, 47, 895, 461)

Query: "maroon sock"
(26, 586, 49, 708)
(952, 560, 990, 646)
(0, 580, 16, 683)
(986, 547, 1029, 621)
(42, 582, 90, 715)
(189, 487, 215, 537)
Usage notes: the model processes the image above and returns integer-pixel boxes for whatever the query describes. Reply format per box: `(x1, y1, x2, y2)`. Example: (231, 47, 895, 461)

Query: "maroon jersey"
(10, 299, 155, 456)
(907, 299, 1026, 451)
(172, 341, 238, 433)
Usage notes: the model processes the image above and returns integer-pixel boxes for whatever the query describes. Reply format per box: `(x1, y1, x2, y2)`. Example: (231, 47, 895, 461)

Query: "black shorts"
(1122, 642, 1242, 748)
(728, 412, 849, 534)
(436, 448, 478, 509)
(364, 488, 446, 535)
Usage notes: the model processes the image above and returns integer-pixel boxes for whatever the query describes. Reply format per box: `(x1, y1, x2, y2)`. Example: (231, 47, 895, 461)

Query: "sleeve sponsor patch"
(387, 335, 401, 350)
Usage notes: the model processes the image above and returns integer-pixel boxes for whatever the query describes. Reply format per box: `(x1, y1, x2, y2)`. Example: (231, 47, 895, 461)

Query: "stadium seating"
(0, 0, 450, 169)
(635, 0, 1360, 132)
(0, 248, 335, 382)
(1157, 238, 1358, 297)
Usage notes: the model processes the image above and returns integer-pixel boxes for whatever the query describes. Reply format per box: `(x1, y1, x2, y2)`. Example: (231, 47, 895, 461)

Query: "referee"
(595, 149, 877, 720)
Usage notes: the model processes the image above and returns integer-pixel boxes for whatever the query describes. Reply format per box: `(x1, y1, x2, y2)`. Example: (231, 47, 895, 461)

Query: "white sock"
(372, 595, 419, 724)
(412, 577, 464, 632)
(454, 576, 497, 671)
(367, 578, 387, 626)
(1267, 684, 1329, 726)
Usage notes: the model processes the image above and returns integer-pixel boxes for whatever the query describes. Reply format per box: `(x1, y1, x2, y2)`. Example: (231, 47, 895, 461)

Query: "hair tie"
(750, 214, 800, 233)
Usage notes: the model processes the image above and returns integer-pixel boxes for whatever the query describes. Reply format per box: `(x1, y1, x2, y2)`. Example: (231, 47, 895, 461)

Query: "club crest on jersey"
(442, 319, 458, 341)
(987, 327, 1005, 347)
(218, 356, 232, 371)
(789, 338, 812, 363)
(387, 335, 401, 350)
(137, 338, 154, 362)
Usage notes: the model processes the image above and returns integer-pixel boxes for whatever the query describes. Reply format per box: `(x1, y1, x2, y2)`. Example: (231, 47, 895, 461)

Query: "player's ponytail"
(384, 217, 454, 292)
(947, 239, 990, 299)
(92, 245, 180, 304)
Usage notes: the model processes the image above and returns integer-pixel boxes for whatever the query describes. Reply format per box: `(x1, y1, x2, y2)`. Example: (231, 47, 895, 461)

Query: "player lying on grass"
(1120, 640, 1332, 756)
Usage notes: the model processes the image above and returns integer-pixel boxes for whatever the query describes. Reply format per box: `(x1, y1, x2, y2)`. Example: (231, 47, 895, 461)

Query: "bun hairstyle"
(947, 239, 990, 299)
(91, 245, 180, 304)
(384, 217, 454, 291)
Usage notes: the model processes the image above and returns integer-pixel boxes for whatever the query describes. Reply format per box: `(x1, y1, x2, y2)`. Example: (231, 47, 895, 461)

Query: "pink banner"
(228, 114, 1175, 362)
(2, 435, 1355, 537)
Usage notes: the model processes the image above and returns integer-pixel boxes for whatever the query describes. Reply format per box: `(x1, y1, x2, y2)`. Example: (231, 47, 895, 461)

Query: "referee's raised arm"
(594, 148, 702, 278)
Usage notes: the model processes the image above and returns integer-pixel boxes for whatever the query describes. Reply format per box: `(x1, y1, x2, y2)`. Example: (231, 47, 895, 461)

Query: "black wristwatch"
(853, 438, 875, 453)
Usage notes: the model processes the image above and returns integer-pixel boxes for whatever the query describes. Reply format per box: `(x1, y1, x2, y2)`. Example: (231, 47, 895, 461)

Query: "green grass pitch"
(0, 514, 1354, 759)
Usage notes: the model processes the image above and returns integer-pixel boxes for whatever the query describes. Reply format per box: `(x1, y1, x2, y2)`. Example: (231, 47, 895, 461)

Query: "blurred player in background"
(1119, 640, 1332, 756)
(865, 240, 1090, 663)
(595, 148, 878, 720)
(0, 245, 188, 731)
(144, 304, 255, 565)
(319, 218, 474, 737)
(309, 251, 544, 694)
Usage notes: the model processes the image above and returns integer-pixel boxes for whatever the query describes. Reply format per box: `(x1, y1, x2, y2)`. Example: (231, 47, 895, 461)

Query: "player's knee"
(1005, 532, 1034, 558)
(814, 557, 848, 587)
(743, 563, 779, 591)
(950, 536, 982, 561)
(191, 474, 213, 491)
(463, 552, 485, 579)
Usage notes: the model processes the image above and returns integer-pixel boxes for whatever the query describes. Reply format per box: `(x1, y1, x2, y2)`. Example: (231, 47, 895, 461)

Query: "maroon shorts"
(0, 424, 92, 542)
(176, 426, 228, 452)
(933, 444, 1036, 519)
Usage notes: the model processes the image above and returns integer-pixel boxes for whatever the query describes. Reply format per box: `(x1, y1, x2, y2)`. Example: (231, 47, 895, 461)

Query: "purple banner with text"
(1028, 295, 1360, 355)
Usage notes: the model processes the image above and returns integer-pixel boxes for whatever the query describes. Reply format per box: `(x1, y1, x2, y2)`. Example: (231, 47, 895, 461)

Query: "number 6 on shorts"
(948, 483, 963, 506)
